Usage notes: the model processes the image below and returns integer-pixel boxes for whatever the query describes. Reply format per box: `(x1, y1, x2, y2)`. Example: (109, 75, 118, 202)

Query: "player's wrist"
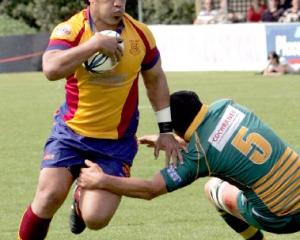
(156, 107, 173, 134)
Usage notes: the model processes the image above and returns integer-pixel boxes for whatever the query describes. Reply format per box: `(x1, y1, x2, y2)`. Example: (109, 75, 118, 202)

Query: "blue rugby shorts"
(41, 120, 138, 178)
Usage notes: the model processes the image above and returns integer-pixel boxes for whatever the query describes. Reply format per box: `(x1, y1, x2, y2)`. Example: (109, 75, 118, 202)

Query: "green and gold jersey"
(161, 99, 300, 217)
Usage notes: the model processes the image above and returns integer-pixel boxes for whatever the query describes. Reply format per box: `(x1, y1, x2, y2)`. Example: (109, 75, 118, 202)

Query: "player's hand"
(154, 133, 187, 167)
(138, 134, 160, 148)
(90, 33, 123, 62)
(77, 160, 105, 189)
(138, 134, 187, 150)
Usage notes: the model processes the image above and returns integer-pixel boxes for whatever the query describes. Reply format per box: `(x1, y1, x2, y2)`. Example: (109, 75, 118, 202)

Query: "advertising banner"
(266, 23, 300, 65)
(150, 24, 267, 71)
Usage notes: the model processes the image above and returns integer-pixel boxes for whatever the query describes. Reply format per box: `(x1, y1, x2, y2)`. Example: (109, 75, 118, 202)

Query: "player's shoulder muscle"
(50, 11, 85, 42)
(124, 14, 157, 49)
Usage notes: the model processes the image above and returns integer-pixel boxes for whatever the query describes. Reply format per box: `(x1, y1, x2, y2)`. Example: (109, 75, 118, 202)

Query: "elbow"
(143, 182, 165, 201)
(143, 191, 159, 201)
(42, 60, 65, 80)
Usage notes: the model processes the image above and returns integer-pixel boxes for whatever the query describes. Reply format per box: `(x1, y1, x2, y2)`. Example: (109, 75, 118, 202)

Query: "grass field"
(1, 72, 300, 240)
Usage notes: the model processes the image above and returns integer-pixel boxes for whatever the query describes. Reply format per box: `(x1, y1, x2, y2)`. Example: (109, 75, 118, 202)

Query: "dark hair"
(85, 0, 90, 5)
(170, 91, 202, 138)
(268, 51, 279, 63)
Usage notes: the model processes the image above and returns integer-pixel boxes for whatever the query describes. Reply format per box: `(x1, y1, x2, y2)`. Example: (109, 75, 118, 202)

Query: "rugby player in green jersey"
(78, 90, 300, 240)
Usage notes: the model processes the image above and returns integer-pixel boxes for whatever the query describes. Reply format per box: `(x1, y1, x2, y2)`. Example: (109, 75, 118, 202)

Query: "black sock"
(218, 209, 264, 240)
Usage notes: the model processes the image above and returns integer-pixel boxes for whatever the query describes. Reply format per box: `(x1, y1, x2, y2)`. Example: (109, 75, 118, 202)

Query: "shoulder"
(210, 99, 233, 108)
(123, 14, 157, 47)
(50, 9, 87, 40)
(124, 14, 154, 38)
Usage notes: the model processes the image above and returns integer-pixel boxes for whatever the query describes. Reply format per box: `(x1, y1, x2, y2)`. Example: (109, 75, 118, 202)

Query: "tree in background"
(0, 0, 195, 31)
(0, 0, 36, 28)
(143, 0, 195, 24)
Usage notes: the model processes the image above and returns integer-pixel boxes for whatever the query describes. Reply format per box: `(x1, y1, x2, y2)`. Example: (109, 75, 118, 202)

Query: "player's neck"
(92, 20, 118, 32)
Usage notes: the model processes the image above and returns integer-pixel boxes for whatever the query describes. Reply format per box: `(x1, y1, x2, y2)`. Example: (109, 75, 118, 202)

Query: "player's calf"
(204, 178, 265, 240)
(18, 205, 52, 240)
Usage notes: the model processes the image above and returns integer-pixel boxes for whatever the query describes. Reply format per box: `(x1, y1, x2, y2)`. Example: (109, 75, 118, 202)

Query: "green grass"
(1, 72, 300, 239)
(0, 15, 37, 36)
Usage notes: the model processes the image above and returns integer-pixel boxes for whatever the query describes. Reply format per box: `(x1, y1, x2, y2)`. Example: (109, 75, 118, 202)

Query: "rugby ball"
(84, 30, 124, 73)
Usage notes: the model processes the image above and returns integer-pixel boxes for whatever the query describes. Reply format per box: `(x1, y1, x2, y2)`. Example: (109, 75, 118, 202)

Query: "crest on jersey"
(129, 40, 141, 56)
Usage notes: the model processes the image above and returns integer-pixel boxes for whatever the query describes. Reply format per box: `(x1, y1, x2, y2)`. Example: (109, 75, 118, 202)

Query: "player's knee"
(204, 178, 240, 214)
(84, 215, 111, 230)
(221, 188, 239, 213)
(204, 177, 226, 210)
(35, 188, 67, 210)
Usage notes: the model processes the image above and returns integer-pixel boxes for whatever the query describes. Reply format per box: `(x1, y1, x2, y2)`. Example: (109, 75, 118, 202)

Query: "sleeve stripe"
(141, 49, 160, 71)
(46, 39, 73, 51)
(46, 25, 85, 51)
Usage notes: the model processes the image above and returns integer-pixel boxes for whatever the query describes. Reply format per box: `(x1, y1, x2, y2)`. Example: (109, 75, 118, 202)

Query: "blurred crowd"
(194, 0, 300, 24)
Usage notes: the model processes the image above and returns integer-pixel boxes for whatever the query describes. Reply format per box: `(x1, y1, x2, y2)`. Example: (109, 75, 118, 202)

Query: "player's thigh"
(80, 188, 121, 228)
(32, 167, 74, 217)
(204, 177, 242, 219)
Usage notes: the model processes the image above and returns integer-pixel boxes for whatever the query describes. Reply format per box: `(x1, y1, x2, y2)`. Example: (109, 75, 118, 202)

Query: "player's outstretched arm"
(77, 160, 168, 200)
(138, 134, 187, 150)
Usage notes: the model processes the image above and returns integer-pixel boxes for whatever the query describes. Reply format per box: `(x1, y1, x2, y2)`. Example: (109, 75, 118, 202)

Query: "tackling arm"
(77, 160, 168, 200)
(100, 172, 167, 200)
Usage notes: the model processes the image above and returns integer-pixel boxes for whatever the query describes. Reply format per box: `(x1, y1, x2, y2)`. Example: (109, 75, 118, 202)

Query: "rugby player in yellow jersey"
(78, 91, 300, 240)
(18, 0, 182, 239)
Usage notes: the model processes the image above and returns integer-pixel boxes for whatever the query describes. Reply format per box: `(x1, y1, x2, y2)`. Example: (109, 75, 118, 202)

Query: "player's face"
(90, 0, 127, 26)
(293, 0, 300, 9)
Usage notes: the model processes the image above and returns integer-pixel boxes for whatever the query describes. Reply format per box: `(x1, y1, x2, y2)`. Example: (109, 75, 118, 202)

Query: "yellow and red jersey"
(46, 8, 160, 139)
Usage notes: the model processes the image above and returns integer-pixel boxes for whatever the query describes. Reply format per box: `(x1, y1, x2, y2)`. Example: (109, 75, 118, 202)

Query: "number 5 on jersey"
(231, 126, 272, 164)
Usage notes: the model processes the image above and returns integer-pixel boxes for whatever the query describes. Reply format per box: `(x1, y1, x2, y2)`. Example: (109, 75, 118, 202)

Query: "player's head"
(89, 0, 126, 26)
(170, 91, 202, 138)
(268, 51, 279, 64)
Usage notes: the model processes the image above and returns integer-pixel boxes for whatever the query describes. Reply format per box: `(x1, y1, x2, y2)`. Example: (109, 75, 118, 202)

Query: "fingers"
(76, 177, 85, 188)
(116, 37, 123, 44)
(177, 148, 184, 164)
(164, 148, 172, 166)
(84, 159, 95, 167)
(114, 44, 123, 62)
(94, 34, 123, 62)
(154, 145, 160, 159)
(182, 145, 188, 153)
(138, 136, 149, 144)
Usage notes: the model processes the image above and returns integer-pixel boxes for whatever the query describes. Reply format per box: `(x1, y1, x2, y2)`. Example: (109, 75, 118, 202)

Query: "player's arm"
(77, 160, 168, 200)
(142, 59, 184, 166)
(138, 134, 187, 150)
(43, 33, 123, 80)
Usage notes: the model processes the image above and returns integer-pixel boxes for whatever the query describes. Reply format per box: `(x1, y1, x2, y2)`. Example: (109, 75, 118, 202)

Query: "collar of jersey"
(86, 7, 125, 34)
(184, 104, 208, 141)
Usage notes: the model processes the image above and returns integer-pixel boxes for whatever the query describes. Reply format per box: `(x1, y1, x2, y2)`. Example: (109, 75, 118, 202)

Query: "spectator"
(194, 0, 218, 24)
(279, 0, 300, 22)
(282, 0, 292, 9)
(213, 0, 241, 23)
(262, 0, 285, 22)
(247, 0, 267, 22)
(263, 51, 294, 75)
